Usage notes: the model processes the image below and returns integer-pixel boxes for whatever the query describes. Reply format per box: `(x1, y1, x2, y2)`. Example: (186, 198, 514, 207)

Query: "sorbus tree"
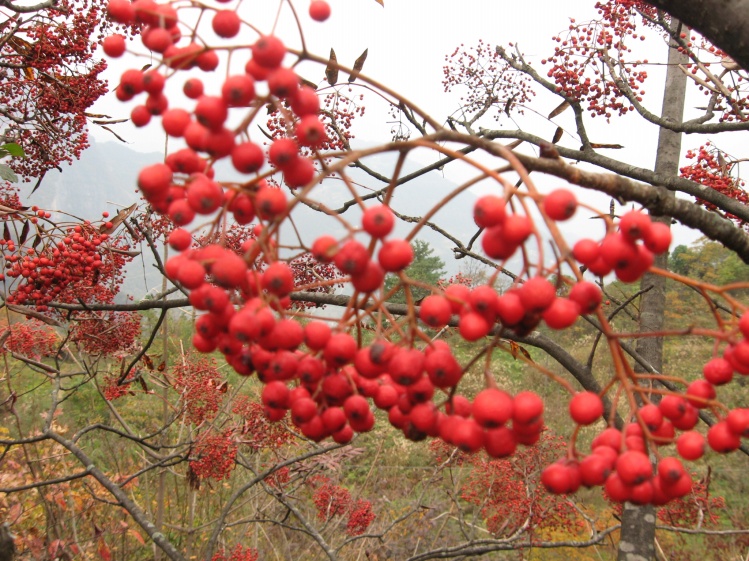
(3, 1, 749, 561)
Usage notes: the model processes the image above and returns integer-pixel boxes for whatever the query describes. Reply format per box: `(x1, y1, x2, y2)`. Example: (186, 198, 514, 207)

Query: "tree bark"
(644, 0, 749, 71)
(617, 20, 688, 561)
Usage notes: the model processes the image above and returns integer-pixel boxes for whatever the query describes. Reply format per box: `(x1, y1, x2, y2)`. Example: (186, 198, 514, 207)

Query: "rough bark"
(644, 0, 749, 71)
(617, 22, 688, 561)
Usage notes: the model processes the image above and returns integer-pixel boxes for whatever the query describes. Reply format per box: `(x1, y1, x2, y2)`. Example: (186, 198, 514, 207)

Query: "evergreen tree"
(383, 239, 446, 304)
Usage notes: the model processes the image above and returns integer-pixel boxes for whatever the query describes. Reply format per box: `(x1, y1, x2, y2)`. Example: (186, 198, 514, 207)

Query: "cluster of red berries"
(2, 220, 134, 311)
(310, 476, 376, 535)
(680, 143, 748, 224)
(70, 311, 141, 356)
(210, 545, 259, 561)
(107, 0, 334, 231)
(189, 430, 238, 481)
(172, 355, 226, 424)
(1, 320, 58, 360)
(103, 0, 749, 510)
(541, 3, 652, 119)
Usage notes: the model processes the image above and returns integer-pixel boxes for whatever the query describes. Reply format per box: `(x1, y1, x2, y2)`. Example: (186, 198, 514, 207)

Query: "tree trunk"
(616, 20, 688, 561)
(644, 0, 749, 71)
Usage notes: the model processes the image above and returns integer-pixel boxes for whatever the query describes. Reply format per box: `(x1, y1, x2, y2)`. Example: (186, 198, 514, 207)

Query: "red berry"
(309, 0, 331, 21)
(543, 188, 577, 221)
(419, 295, 452, 328)
(362, 205, 395, 238)
(676, 431, 705, 460)
(221, 74, 255, 107)
(252, 36, 286, 68)
(473, 195, 506, 228)
(102, 34, 127, 57)
(378, 239, 413, 272)
(707, 421, 741, 453)
(472, 388, 513, 428)
(212, 10, 241, 38)
(267, 67, 299, 99)
(519, 276, 556, 313)
(569, 392, 603, 425)
(231, 141, 265, 174)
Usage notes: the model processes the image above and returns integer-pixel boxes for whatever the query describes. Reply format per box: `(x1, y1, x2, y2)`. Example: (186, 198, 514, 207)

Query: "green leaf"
(0, 143, 24, 157)
(0, 164, 18, 183)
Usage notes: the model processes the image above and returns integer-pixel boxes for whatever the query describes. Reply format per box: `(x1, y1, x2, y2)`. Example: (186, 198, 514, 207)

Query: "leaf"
(19, 220, 29, 245)
(300, 77, 318, 90)
(0, 142, 24, 157)
(0, 164, 18, 183)
(348, 48, 368, 83)
(589, 142, 624, 149)
(508, 340, 533, 362)
(551, 126, 563, 144)
(98, 537, 112, 561)
(129, 529, 146, 546)
(100, 125, 128, 144)
(373, 0, 383, 4)
(548, 100, 570, 119)
(100, 202, 137, 234)
(325, 48, 338, 86)
(3, 222, 10, 241)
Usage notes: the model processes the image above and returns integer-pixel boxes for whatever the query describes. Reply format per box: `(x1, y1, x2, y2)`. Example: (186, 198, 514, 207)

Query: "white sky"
(88, 0, 744, 250)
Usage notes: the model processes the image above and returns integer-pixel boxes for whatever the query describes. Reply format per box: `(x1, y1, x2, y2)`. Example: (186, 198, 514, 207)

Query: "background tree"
(383, 239, 446, 304)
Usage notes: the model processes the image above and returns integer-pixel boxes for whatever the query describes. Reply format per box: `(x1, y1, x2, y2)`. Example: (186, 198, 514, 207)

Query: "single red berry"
(472, 388, 513, 428)
(378, 239, 413, 272)
(419, 295, 452, 328)
(702, 357, 734, 385)
(569, 392, 603, 425)
(267, 67, 299, 99)
(131, 105, 151, 127)
(102, 34, 127, 57)
(708, 421, 741, 453)
(676, 430, 705, 461)
(221, 74, 255, 107)
(252, 35, 286, 68)
(183, 78, 204, 99)
(519, 276, 556, 313)
(309, 0, 331, 21)
(543, 188, 577, 221)
(161, 109, 191, 137)
(473, 195, 506, 228)
(212, 10, 241, 38)
(231, 141, 265, 174)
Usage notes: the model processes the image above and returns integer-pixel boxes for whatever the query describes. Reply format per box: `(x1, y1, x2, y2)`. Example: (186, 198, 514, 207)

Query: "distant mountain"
(25, 137, 161, 219)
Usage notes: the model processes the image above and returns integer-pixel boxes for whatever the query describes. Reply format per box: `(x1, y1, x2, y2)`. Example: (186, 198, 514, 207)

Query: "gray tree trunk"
(616, 20, 688, 561)
(644, 0, 749, 71)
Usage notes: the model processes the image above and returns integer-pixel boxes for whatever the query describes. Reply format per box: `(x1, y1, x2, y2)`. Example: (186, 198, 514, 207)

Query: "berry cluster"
(210, 545, 259, 561)
(70, 311, 141, 356)
(310, 476, 376, 536)
(1, 320, 59, 360)
(680, 143, 748, 225)
(172, 354, 225, 425)
(2, 216, 135, 312)
(189, 430, 238, 481)
(102, 0, 749, 509)
(542, 3, 653, 119)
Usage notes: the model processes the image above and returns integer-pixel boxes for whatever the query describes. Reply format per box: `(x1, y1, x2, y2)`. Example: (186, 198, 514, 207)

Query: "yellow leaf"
(373, 0, 383, 5)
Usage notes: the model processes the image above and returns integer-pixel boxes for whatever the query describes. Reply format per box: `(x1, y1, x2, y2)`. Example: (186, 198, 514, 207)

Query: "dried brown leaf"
(548, 100, 570, 119)
(552, 126, 563, 144)
(325, 48, 338, 86)
(348, 48, 368, 83)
